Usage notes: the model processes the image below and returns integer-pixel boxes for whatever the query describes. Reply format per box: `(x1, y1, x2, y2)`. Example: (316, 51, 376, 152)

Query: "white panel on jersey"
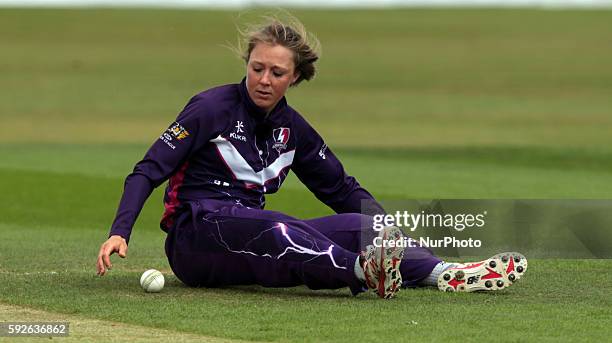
(211, 135, 294, 186)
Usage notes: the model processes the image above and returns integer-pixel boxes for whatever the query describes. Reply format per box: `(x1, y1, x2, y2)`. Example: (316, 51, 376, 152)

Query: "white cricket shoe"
(437, 252, 528, 292)
(361, 226, 405, 299)
(492, 252, 528, 285)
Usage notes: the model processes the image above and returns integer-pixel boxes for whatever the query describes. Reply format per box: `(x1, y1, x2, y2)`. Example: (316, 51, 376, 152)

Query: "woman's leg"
(303, 213, 442, 287)
(164, 203, 365, 294)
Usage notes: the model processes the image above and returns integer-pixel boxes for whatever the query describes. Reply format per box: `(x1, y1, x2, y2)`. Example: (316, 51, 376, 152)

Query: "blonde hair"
(234, 14, 321, 87)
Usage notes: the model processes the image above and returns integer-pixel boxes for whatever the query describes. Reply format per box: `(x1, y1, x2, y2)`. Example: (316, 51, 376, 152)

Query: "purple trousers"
(165, 199, 441, 295)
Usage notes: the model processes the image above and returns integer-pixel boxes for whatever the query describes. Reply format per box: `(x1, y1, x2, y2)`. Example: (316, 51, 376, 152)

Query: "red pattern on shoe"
(492, 252, 528, 285)
(438, 252, 528, 292)
(361, 227, 405, 299)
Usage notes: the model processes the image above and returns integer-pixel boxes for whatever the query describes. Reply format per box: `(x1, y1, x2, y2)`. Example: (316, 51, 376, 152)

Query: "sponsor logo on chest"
(229, 120, 247, 142)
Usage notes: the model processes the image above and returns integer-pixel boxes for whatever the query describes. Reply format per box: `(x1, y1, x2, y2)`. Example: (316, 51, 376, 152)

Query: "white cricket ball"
(140, 269, 164, 293)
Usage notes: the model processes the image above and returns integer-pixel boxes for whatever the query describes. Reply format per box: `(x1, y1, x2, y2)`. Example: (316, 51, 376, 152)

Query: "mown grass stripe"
(0, 302, 255, 343)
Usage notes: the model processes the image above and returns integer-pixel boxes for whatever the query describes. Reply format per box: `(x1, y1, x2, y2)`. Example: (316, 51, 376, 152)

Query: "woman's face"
(246, 43, 300, 113)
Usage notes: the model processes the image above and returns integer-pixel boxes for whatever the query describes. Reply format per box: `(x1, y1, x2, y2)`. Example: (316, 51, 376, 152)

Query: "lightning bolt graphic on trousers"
(211, 221, 347, 270)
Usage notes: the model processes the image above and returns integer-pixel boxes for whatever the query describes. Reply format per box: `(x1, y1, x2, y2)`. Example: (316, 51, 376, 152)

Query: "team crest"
(272, 128, 290, 152)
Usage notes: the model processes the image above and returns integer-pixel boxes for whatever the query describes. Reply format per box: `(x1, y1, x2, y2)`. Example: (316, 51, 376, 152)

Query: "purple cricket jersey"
(109, 78, 382, 243)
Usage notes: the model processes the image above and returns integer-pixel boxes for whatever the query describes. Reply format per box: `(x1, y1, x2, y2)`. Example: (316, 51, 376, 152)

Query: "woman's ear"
(291, 71, 301, 86)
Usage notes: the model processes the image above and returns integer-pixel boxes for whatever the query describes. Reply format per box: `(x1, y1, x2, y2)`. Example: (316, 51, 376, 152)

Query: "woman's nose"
(260, 71, 271, 85)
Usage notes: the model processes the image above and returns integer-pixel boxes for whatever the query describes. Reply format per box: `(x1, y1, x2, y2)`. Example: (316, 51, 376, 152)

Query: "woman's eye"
(273, 72, 283, 77)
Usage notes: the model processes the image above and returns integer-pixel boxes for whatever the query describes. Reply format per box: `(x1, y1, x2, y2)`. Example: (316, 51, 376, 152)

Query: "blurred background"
(1, 0, 611, 246)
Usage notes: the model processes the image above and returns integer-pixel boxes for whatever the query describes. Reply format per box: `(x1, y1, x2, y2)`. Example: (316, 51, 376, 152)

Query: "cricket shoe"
(361, 226, 405, 299)
(437, 257, 510, 292)
(491, 252, 528, 285)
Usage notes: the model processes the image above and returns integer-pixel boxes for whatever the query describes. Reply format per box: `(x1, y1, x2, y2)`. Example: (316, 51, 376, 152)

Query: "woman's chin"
(255, 100, 274, 112)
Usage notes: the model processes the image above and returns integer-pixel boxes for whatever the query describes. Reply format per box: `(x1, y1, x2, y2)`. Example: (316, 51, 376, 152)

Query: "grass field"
(1, 7, 611, 342)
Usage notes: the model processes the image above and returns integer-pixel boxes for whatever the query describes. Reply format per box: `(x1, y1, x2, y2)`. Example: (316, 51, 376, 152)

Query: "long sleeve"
(108, 95, 210, 243)
(291, 115, 385, 216)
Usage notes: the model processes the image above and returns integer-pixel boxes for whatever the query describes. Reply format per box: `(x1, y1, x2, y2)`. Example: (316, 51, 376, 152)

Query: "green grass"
(0, 221, 610, 342)
(1, 8, 612, 147)
(1, 144, 611, 341)
(0, 7, 611, 342)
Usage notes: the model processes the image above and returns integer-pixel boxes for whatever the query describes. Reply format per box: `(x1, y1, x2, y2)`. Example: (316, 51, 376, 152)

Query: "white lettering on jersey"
(229, 132, 247, 141)
(318, 143, 328, 160)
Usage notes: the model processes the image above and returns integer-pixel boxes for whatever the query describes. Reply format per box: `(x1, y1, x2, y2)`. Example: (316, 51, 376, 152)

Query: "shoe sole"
(437, 258, 509, 292)
(375, 226, 405, 299)
(491, 252, 528, 285)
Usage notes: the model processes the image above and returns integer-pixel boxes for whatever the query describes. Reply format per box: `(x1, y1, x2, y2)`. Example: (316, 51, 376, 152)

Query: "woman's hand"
(96, 235, 128, 276)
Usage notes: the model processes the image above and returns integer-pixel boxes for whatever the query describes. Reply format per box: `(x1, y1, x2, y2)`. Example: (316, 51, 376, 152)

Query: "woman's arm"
(96, 95, 209, 276)
(291, 114, 385, 215)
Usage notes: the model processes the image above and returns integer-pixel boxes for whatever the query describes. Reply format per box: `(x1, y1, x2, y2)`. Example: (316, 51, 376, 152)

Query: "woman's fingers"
(118, 241, 128, 258)
(103, 245, 113, 270)
(96, 254, 104, 276)
(96, 236, 127, 276)
(97, 241, 115, 276)
(96, 247, 107, 276)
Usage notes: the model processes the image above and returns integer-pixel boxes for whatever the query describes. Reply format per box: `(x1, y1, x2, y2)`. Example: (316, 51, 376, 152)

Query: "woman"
(96, 18, 527, 299)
